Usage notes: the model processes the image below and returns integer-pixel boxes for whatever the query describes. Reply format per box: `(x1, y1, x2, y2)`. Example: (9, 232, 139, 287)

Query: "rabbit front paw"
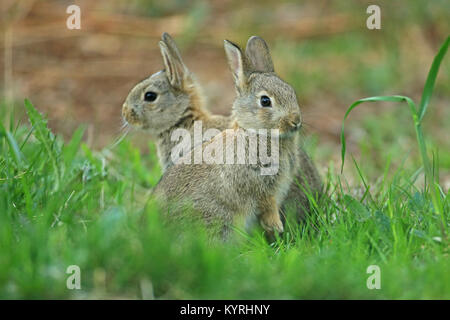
(260, 212, 284, 234)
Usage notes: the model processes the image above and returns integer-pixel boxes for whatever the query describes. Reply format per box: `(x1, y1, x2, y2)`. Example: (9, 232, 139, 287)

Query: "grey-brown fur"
(152, 37, 311, 239)
(122, 34, 322, 237)
(122, 33, 230, 172)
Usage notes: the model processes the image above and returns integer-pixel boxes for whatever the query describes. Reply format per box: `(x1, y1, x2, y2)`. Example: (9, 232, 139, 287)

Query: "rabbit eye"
(144, 91, 157, 102)
(260, 95, 272, 107)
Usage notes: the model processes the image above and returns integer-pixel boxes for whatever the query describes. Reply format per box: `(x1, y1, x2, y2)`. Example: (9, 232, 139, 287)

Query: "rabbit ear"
(224, 40, 247, 89)
(159, 40, 186, 89)
(245, 36, 274, 73)
(161, 32, 186, 68)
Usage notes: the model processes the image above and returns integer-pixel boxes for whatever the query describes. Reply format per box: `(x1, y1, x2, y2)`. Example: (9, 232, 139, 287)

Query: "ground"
(0, 0, 449, 299)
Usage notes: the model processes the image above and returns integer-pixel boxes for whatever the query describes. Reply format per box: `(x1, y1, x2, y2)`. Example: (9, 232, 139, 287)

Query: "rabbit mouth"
(277, 111, 302, 135)
(279, 121, 301, 137)
(279, 129, 299, 139)
(122, 106, 144, 127)
(123, 114, 142, 127)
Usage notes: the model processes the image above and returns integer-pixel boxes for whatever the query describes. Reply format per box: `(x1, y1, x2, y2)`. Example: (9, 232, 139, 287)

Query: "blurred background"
(0, 0, 449, 181)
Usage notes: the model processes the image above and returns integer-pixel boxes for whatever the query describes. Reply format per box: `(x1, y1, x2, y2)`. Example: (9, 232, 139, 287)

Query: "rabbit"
(122, 33, 322, 225)
(122, 33, 322, 231)
(122, 32, 230, 173)
(243, 35, 322, 224)
(152, 36, 305, 240)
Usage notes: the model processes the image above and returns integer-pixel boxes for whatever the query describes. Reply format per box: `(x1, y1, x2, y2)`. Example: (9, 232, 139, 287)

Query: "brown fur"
(122, 33, 230, 172)
(122, 34, 322, 238)
(152, 37, 314, 239)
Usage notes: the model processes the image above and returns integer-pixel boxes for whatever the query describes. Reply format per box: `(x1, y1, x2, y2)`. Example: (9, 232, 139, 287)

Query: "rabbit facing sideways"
(122, 33, 322, 233)
(152, 36, 309, 239)
(122, 32, 231, 173)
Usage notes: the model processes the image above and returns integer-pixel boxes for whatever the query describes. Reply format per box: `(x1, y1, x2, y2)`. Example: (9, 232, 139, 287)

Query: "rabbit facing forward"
(152, 37, 305, 239)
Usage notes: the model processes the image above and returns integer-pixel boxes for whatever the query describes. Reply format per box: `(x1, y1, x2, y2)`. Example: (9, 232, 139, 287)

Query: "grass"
(341, 37, 449, 232)
(0, 38, 449, 299)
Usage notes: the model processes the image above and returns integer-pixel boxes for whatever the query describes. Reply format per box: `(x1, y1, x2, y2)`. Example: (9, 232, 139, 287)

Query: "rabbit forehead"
(128, 72, 169, 100)
(249, 73, 298, 106)
(144, 70, 170, 91)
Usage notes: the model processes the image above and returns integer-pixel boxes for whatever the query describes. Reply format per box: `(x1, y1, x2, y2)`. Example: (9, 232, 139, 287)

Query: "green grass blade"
(62, 125, 85, 172)
(418, 36, 449, 122)
(5, 132, 24, 166)
(340, 95, 417, 173)
(340, 37, 450, 233)
(24, 99, 61, 190)
(0, 122, 24, 166)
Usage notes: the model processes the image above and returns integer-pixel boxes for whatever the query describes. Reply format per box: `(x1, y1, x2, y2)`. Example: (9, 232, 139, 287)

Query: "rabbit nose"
(122, 104, 129, 115)
(288, 113, 302, 131)
(122, 104, 139, 120)
(292, 121, 302, 130)
(123, 104, 138, 114)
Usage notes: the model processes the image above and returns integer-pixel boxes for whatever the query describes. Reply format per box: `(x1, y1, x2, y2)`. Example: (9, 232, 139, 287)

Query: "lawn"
(0, 33, 449, 299)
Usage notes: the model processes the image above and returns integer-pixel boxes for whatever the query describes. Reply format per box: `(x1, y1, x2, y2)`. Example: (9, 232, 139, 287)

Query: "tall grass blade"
(62, 125, 85, 172)
(24, 99, 61, 190)
(0, 121, 24, 166)
(340, 95, 417, 173)
(341, 37, 450, 236)
(418, 36, 449, 121)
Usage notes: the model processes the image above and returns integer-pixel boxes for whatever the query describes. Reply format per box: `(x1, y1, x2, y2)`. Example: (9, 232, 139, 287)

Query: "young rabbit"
(123, 33, 322, 230)
(152, 36, 304, 239)
(122, 33, 230, 172)
(243, 36, 322, 223)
